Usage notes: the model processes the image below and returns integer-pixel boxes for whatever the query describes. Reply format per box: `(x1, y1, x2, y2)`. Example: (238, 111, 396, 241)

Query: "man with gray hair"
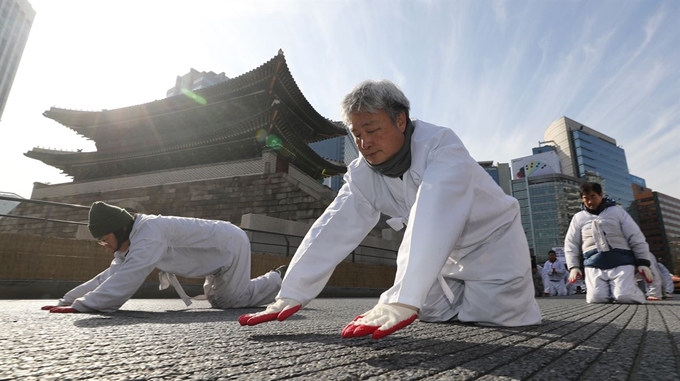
(239, 79, 541, 339)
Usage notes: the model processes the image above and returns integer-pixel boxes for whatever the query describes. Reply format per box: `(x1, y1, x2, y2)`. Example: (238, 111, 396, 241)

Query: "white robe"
(59, 214, 281, 312)
(644, 255, 663, 299)
(278, 120, 541, 326)
(657, 262, 675, 295)
(542, 260, 567, 296)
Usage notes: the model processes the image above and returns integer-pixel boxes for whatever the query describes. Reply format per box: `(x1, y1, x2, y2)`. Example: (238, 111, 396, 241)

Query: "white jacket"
(279, 120, 521, 309)
(62, 214, 242, 312)
(564, 204, 651, 270)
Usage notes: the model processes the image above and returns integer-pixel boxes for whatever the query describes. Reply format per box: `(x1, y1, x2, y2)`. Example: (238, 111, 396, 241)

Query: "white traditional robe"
(657, 262, 675, 296)
(643, 255, 663, 299)
(542, 260, 567, 296)
(278, 120, 541, 326)
(59, 214, 281, 312)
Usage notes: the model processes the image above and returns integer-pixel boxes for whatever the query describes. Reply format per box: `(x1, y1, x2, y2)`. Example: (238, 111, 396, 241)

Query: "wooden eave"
(25, 103, 346, 181)
(43, 52, 345, 144)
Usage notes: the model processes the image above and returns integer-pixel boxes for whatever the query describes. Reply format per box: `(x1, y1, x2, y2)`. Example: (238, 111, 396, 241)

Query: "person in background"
(543, 250, 567, 296)
(42, 201, 285, 313)
(565, 182, 653, 304)
(643, 255, 663, 301)
(531, 258, 545, 297)
(656, 260, 675, 299)
(564, 262, 576, 296)
(238, 79, 541, 340)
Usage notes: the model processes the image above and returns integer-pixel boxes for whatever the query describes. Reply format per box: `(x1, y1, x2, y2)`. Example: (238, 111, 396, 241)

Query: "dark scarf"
(366, 119, 415, 178)
(582, 197, 617, 215)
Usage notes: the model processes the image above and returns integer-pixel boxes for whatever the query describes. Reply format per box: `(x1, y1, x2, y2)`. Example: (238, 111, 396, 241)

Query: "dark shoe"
(273, 265, 288, 279)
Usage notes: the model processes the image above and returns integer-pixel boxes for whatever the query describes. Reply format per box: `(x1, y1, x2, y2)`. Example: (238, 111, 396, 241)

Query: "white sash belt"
(159, 271, 192, 306)
(592, 220, 609, 253)
(438, 275, 455, 304)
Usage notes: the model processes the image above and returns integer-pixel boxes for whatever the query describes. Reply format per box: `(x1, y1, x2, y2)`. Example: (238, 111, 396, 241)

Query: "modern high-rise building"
(511, 150, 583, 262)
(632, 185, 680, 274)
(631, 175, 647, 188)
(166, 68, 229, 97)
(309, 135, 359, 192)
(0, 0, 35, 121)
(478, 161, 512, 195)
(544, 116, 635, 214)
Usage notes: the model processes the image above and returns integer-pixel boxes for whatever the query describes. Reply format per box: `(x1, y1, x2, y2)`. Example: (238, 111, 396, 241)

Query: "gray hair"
(340, 79, 410, 127)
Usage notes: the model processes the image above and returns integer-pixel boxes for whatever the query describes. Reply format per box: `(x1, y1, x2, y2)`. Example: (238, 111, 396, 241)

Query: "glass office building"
(512, 173, 583, 263)
(478, 161, 512, 195)
(309, 135, 359, 192)
(166, 68, 229, 97)
(545, 117, 635, 215)
(634, 187, 680, 274)
(571, 130, 635, 212)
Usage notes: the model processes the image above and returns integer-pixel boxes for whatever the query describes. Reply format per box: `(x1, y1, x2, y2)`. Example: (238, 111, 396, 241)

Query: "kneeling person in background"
(42, 201, 284, 313)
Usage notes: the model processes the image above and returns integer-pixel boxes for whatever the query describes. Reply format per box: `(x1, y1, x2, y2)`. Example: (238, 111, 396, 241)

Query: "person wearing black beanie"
(42, 201, 286, 313)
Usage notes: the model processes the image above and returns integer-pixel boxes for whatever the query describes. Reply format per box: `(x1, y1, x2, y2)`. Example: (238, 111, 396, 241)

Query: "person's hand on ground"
(48, 307, 79, 313)
(568, 268, 583, 284)
(637, 266, 654, 283)
(238, 297, 301, 326)
(341, 303, 418, 340)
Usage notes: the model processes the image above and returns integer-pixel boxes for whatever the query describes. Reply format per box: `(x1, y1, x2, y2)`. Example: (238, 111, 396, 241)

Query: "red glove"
(568, 268, 583, 284)
(341, 303, 418, 340)
(41, 305, 59, 310)
(238, 298, 301, 326)
(48, 307, 79, 313)
(637, 266, 654, 283)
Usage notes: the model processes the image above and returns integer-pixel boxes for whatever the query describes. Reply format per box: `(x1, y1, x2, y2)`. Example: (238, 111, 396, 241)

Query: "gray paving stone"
(1, 296, 679, 380)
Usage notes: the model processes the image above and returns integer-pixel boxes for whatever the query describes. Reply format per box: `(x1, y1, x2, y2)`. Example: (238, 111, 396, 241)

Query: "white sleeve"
(71, 238, 166, 313)
(380, 148, 476, 308)
(553, 261, 567, 276)
(564, 215, 582, 270)
(278, 177, 380, 305)
(58, 266, 115, 306)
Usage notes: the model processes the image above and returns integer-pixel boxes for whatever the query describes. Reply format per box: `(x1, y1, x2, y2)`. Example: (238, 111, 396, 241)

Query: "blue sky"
(1, 0, 678, 199)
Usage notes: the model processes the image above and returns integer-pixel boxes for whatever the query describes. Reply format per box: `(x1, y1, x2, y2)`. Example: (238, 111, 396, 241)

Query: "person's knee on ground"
(586, 283, 611, 303)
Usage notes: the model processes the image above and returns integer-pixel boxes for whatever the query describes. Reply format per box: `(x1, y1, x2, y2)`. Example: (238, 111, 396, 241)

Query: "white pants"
(565, 279, 576, 295)
(546, 279, 567, 296)
(585, 265, 645, 304)
(642, 256, 662, 299)
(203, 231, 282, 308)
(418, 216, 542, 326)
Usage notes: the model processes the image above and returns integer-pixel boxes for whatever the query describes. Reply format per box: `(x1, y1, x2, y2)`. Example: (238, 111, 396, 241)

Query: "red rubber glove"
(238, 298, 301, 326)
(341, 303, 418, 340)
(637, 266, 654, 283)
(48, 307, 79, 313)
(568, 268, 583, 284)
(41, 305, 59, 310)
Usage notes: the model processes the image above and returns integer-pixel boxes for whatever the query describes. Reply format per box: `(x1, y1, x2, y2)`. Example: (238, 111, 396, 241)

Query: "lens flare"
(265, 134, 282, 150)
(181, 88, 207, 105)
(255, 129, 267, 142)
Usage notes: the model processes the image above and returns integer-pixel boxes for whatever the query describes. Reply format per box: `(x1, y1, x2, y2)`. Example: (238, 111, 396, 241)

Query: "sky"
(1, 0, 678, 199)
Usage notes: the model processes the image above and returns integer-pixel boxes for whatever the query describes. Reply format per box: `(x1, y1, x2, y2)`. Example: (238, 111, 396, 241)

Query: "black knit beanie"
(88, 201, 134, 239)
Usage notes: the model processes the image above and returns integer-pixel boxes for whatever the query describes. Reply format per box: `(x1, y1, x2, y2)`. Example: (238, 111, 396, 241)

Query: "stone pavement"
(1, 296, 679, 381)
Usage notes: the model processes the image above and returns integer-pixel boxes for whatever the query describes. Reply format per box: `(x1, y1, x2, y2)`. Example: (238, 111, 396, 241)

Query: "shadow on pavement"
(71, 308, 311, 327)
